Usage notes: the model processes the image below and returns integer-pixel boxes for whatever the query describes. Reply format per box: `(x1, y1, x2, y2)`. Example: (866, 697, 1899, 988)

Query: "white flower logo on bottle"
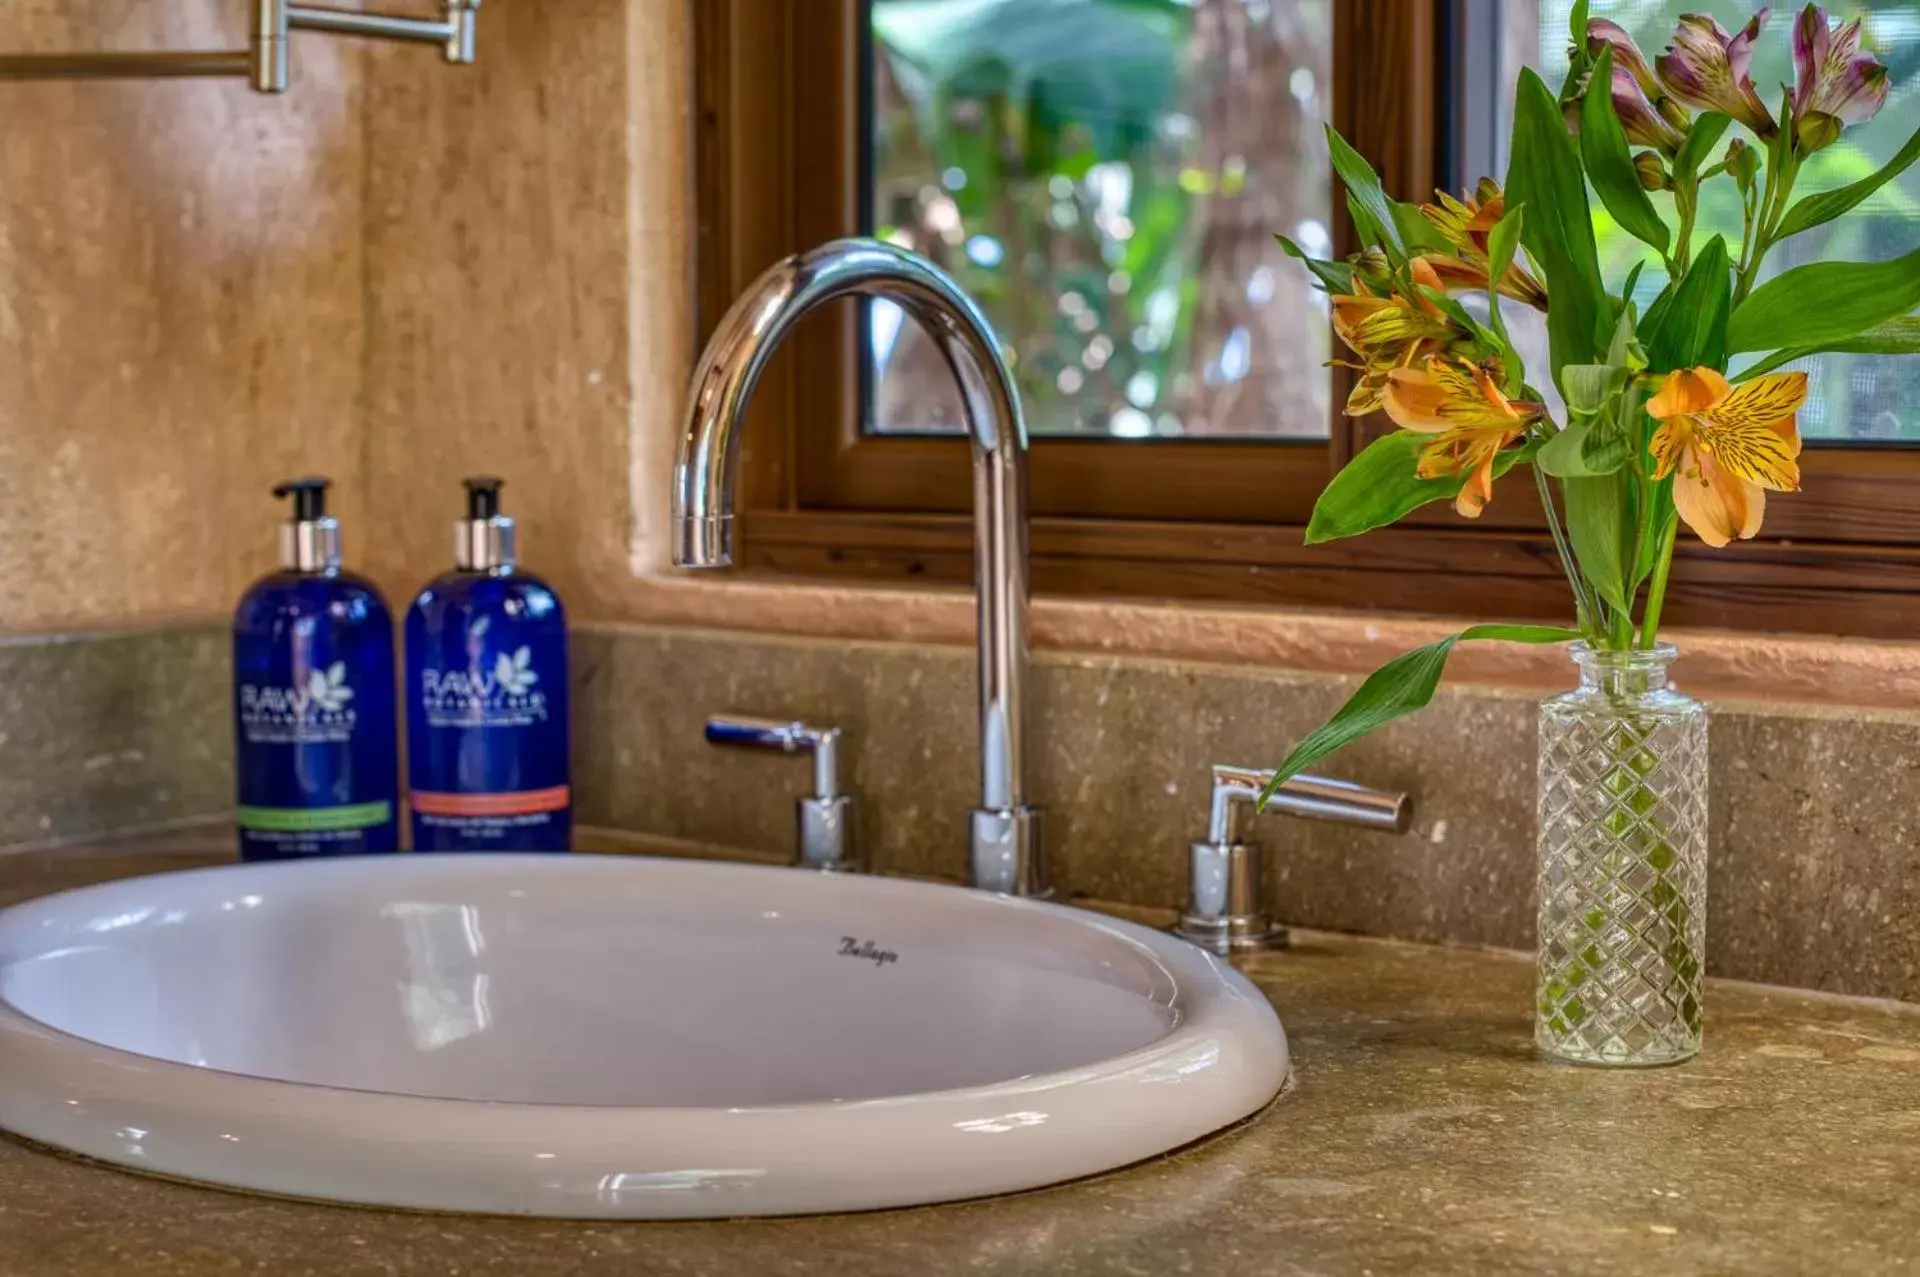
(422, 645, 548, 728)
(493, 647, 539, 696)
(239, 661, 358, 743)
(307, 662, 356, 713)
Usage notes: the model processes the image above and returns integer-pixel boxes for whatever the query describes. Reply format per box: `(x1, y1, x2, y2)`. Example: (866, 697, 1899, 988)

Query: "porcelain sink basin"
(0, 854, 1287, 1218)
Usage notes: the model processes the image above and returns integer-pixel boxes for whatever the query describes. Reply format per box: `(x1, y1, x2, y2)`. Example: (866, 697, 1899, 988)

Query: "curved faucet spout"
(672, 238, 1048, 897)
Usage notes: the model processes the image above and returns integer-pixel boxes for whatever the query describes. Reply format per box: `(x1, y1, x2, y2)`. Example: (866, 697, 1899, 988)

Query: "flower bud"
(1724, 137, 1761, 188)
(1656, 94, 1692, 133)
(1634, 150, 1671, 191)
(1793, 111, 1844, 154)
(1350, 245, 1392, 291)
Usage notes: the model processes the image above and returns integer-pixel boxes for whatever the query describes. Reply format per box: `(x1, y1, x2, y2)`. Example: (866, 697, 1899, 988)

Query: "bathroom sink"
(0, 854, 1287, 1218)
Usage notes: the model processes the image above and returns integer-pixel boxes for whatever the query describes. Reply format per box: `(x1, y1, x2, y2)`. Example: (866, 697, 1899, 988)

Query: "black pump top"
(272, 476, 330, 521)
(464, 476, 506, 521)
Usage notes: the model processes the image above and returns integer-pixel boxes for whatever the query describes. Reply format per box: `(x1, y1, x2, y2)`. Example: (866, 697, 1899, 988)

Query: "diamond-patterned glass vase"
(1536, 642, 1706, 1067)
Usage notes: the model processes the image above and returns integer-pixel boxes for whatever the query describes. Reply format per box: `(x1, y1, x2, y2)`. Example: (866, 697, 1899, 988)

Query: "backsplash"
(0, 628, 229, 847)
(12, 620, 1918, 1004)
(574, 624, 1920, 1003)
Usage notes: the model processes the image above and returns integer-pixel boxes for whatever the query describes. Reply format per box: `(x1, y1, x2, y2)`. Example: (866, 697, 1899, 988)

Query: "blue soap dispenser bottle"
(232, 477, 400, 860)
(406, 477, 571, 852)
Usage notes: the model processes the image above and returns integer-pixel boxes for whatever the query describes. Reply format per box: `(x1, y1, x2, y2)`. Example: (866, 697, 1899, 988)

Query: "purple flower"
(1791, 4, 1889, 148)
(1566, 22, 1689, 152)
(1656, 10, 1777, 137)
(1587, 18, 1664, 100)
(1611, 63, 1689, 151)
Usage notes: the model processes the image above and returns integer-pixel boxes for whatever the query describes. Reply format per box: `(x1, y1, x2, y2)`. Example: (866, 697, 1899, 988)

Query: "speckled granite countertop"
(2, 835, 1918, 1276)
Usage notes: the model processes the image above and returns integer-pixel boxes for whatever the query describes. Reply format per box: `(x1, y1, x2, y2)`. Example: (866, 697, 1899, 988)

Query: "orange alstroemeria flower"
(1418, 180, 1548, 311)
(1382, 358, 1545, 517)
(1329, 258, 1455, 416)
(1646, 367, 1807, 547)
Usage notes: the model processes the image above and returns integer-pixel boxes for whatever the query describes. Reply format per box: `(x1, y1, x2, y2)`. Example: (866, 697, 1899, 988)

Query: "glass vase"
(1535, 642, 1707, 1067)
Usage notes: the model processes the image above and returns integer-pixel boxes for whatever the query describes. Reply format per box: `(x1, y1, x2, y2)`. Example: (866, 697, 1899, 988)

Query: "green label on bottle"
(236, 802, 393, 833)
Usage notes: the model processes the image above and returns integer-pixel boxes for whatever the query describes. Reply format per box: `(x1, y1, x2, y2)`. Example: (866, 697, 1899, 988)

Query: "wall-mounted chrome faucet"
(673, 238, 1048, 898)
(0, 0, 480, 93)
(705, 714, 861, 874)
(1178, 765, 1411, 954)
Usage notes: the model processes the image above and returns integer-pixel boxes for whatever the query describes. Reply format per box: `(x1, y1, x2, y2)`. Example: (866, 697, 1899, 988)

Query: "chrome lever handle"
(1178, 765, 1411, 954)
(705, 715, 861, 873)
(1208, 766, 1410, 843)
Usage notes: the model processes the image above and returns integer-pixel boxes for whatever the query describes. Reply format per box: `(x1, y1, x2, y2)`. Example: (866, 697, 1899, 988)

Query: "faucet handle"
(1178, 765, 1411, 954)
(705, 715, 862, 873)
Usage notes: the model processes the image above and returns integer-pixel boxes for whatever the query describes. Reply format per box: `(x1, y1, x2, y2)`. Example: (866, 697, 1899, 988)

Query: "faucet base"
(1174, 912, 1290, 955)
(796, 795, 863, 874)
(969, 806, 1049, 898)
(1175, 838, 1288, 954)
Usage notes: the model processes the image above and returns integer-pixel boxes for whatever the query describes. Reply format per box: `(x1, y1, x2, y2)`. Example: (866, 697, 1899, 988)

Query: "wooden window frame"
(695, 0, 1920, 639)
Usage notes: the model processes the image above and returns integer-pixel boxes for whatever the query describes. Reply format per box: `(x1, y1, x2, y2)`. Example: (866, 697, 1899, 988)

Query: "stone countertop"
(2, 837, 1918, 1275)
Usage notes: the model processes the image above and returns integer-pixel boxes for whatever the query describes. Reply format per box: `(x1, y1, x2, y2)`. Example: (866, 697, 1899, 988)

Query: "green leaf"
(1569, 0, 1590, 50)
(1305, 432, 1535, 544)
(1538, 420, 1599, 476)
(1256, 624, 1581, 797)
(1390, 200, 1454, 257)
(1328, 125, 1404, 261)
(1564, 471, 1632, 611)
(1580, 418, 1634, 476)
(1275, 235, 1354, 294)
(1822, 314, 1920, 355)
(1726, 245, 1920, 354)
(1579, 48, 1671, 255)
(1484, 203, 1525, 341)
(1616, 261, 1650, 350)
(1776, 121, 1920, 242)
(1507, 68, 1606, 382)
(1560, 364, 1626, 414)
(1345, 193, 1386, 258)
(1620, 259, 1647, 306)
(1636, 498, 1676, 584)
(1672, 112, 1732, 182)
(1639, 235, 1731, 370)
(1733, 315, 1920, 379)
(1605, 297, 1646, 371)
(1414, 285, 1507, 358)
(1538, 413, 1630, 478)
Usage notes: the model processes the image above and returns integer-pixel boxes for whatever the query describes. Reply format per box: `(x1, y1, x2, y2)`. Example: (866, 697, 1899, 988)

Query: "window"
(866, 0, 1334, 441)
(696, 0, 1920, 639)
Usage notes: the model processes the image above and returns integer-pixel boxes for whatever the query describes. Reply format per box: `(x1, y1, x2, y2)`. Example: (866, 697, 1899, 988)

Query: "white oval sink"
(0, 854, 1287, 1218)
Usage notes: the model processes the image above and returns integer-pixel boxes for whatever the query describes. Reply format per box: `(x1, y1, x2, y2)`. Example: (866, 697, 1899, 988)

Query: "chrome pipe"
(1, 0, 479, 93)
(0, 51, 252, 79)
(1209, 766, 1410, 843)
(286, 5, 454, 45)
(673, 238, 1047, 897)
(250, 0, 288, 93)
(446, 0, 481, 63)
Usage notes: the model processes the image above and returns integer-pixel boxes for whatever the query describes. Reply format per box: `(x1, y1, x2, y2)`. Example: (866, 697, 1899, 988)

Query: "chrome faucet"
(672, 238, 1047, 897)
(0, 0, 481, 93)
(1177, 765, 1411, 953)
(705, 714, 861, 874)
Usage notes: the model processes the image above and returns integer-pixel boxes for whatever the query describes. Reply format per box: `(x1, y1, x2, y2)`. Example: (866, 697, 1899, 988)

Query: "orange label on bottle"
(409, 785, 571, 818)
